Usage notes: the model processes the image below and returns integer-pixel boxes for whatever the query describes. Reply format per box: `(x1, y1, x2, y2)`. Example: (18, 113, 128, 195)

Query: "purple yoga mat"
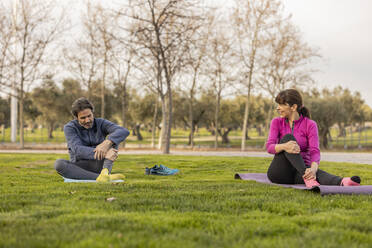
(235, 173, 372, 196)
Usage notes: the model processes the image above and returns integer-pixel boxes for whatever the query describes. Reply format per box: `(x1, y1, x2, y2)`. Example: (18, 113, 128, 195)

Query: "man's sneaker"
(146, 164, 179, 176)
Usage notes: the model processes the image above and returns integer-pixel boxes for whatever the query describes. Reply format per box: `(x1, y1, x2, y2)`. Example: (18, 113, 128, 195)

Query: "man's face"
(77, 108, 94, 129)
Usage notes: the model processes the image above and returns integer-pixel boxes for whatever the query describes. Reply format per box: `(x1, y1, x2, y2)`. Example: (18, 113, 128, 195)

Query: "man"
(54, 97, 130, 182)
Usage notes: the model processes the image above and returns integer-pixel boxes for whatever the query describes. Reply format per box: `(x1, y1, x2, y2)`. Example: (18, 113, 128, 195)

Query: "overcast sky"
(209, 0, 372, 106)
(282, 0, 372, 107)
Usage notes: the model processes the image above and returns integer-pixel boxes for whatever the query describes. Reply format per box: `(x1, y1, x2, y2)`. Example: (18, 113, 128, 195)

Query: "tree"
(0, 97, 10, 127)
(59, 78, 85, 121)
(232, 0, 282, 150)
(257, 17, 319, 135)
(207, 23, 236, 148)
(63, 35, 98, 100)
(305, 89, 339, 149)
(218, 98, 242, 144)
(123, 0, 201, 153)
(179, 10, 213, 148)
(1, 0, 67, 148)
(0, 5, 12, 90)
(83, 3, 117, 118)
(31, 76, 63, 139)
(109, 41, 134, 139)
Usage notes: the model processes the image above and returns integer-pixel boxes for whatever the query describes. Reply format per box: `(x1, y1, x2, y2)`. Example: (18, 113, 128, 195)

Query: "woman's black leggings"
(267, 134, 342, 185)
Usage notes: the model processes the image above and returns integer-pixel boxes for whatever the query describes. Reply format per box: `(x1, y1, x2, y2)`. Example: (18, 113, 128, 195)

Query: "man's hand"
(303, 167, 317, 180)
(105, 148, 118, 161)
(94, 140, 113, 160)
(284, 141, 300, 154)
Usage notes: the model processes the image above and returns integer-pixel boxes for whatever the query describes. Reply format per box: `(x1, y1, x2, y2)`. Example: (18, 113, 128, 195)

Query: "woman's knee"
(280, 134, 296, 144)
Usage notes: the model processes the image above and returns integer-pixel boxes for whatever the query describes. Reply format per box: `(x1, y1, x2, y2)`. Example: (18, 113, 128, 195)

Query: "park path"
(0, 149, 371, 165)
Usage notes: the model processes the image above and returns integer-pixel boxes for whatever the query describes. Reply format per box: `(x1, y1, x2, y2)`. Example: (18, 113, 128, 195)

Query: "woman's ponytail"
(298, 106, 310, 118)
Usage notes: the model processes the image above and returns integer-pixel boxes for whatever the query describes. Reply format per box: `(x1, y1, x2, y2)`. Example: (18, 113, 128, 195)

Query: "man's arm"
(64, 125, 95, 160)
(101, 119, 130, 146)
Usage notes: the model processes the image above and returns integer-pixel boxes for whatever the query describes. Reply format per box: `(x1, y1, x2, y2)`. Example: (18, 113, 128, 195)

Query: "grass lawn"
(0, 154, 371, 248)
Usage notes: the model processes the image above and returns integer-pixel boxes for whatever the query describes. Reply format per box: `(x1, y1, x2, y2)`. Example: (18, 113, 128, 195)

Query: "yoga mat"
(63, 177, 124, 183)
(235, 173, 372, 195)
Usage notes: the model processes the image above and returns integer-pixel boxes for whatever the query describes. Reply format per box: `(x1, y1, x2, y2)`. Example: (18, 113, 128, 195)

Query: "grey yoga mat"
(234, 173, 372, 195)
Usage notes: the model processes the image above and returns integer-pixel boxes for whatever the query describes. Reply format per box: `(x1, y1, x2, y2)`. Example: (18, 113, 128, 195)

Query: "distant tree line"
(0, 78, 370, 149)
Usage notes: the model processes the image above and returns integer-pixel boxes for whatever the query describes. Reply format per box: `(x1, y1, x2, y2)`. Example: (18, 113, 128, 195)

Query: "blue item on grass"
(63, 177, 124, 183)
(145, 164, 179, 176)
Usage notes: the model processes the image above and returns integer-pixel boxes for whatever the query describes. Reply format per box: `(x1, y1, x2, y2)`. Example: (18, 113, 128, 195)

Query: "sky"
(211, 0, 372, 107)
(281, 0, 372, 107)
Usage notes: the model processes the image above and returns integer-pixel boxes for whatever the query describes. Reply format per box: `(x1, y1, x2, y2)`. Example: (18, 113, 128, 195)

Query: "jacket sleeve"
(101, 119, 130, 145)
(64, 125, 95, 160)
(266, 118, 280, 154)
(307, 120, 321, 164)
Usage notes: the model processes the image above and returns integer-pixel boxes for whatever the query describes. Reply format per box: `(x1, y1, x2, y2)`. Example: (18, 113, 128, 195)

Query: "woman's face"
(276, 103, 293, 118)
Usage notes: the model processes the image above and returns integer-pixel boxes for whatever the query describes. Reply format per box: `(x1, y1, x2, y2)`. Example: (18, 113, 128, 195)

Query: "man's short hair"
(71, 97, 94, 118)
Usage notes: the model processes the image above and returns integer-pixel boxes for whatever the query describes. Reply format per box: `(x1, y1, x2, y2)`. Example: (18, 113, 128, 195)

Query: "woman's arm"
(308, 120, 321, 164)
(275, 141, 300, 154)
(304, 162, 318, 180)
(267, 118, 300, 154)
(266, 118, 280, 154)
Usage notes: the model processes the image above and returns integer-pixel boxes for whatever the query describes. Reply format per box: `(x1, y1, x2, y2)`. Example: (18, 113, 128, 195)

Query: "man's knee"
(280, 134, 296, 144)
(54, 159, 67, 173)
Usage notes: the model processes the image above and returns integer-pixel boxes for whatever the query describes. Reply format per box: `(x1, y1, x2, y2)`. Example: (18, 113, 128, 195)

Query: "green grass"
(0, 154, 371, 247)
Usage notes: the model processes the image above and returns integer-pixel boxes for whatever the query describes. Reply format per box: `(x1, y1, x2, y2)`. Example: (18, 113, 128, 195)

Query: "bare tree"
(1, 0, 67, 148)
(180, 11, 213, 148)
(110, 45, 134, 144)
(63, 37, 99, 100)
(258, 18, 319, 135)
(207, 25, 236, 149)
(122, 0, 201, 154)
(83, 2, 117, 118)
(0, 6, 13, 89)
(233, 0, 282, 151)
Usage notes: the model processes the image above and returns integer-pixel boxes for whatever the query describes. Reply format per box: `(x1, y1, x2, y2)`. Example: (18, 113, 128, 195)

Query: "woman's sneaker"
(341, 176, 361, 186)
(303, 177, 320, 188)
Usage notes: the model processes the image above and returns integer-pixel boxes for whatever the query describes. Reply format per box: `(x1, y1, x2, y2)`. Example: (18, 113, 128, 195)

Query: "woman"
(266, 89, 360, 188)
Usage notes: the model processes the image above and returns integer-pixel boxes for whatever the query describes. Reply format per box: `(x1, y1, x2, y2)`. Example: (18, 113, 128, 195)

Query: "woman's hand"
(284, 141, 300, 154)
(303, 165, 317, 180)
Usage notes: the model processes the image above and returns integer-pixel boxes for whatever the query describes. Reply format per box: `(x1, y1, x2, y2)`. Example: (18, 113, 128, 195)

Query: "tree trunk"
(188, 93, 194, 148)
(101, 54, 107, 118)
(214, 93, 220, 149)
(48, 122, 54, 139)
(135, 124, 143, 141)
(19, 94, 24, 149)
(263, 107, 274, 149)
(121, 86, 127, 148)
(151, 97, 158, 148)
(338, 123, 346, 137)
(162, 89, 172, 154)
(219, 127, 232, 144)
(320, 129, 329, 149)
(241, 84, 252, 151)
(158, 97, 167, 150)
